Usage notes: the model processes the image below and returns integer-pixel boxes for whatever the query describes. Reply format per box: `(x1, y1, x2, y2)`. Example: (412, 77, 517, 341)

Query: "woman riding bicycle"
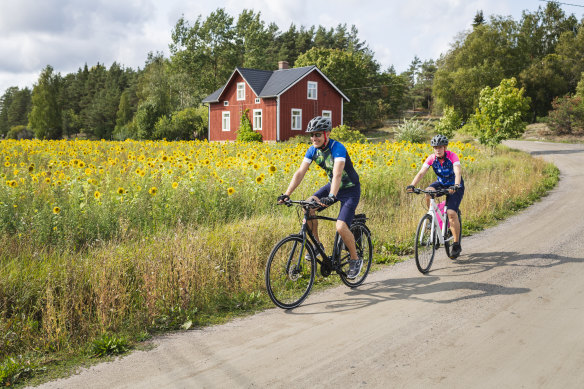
(277, 116, 362, 278)
(406, 134, 464, 258)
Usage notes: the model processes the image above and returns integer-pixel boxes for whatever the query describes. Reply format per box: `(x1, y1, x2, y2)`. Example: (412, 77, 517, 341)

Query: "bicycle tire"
(415, 214, 436, 274)
(265, 235, 316, 309)
(444, 209, 462, 259)
(338, 223, 373, 287)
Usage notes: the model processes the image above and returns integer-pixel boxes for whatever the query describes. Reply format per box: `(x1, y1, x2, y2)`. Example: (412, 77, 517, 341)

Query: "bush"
(395, 117, 429, 143)
(6, 125, 34, 140)
(435, 106, 462, 139)
(236, 109, 262, 142)
(330, 124, 366, 143)
(547, 94, 584, 135)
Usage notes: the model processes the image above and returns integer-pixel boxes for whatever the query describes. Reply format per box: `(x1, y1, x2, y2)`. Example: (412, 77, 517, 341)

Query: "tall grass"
(0, 139, 558, 384)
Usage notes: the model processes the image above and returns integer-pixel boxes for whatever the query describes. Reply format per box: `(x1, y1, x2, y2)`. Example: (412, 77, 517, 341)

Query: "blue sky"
(1, 0, 583, 96)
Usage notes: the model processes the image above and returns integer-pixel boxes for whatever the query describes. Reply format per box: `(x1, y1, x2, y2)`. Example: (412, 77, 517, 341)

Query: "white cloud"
(0, 0, 579, 96)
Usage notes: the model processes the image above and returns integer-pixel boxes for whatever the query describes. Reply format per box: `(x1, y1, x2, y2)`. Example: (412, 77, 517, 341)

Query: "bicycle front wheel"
(338, 223, 373, 287)
(265, 235, 316, 309)
(415, 214, 436, 274)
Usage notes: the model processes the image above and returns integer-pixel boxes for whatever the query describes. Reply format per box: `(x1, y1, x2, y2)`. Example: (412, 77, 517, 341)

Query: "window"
(253, 109, 262, 131)
(223, 101, 229, 106)
(222, 112, 230, 131)
(291, 109, 302, 130)
(255, 98, 260, 104)
(237, 82, 245, 100)
(322, 110, 332, 121)
(307, 81, 317, 100)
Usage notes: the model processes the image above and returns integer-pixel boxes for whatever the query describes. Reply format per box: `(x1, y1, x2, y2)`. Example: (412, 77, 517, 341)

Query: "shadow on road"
(289, 276, 529, 314)
(441, 251, 584, 276)
(289, 250, 582, 315)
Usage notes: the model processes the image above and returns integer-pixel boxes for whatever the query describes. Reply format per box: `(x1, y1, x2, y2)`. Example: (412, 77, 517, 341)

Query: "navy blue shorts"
(313, 183, 361, 226)
(429, 180, 464, 212)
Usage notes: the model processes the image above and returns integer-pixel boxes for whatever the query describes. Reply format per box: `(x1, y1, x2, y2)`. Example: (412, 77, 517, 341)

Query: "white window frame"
(307, 81, 318, 100)
(291, 109, 302, 131)
(322, 110, 332, 121)
(255, 97, 260, 104)
(222, 111, 230, 132)
(237, 82, 245, 100)
(253, 109, 262, 131)
(223, 101, 229, 106)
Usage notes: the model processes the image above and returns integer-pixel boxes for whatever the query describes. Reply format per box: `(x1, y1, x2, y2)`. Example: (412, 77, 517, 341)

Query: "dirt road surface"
(36, 141, 584, 389)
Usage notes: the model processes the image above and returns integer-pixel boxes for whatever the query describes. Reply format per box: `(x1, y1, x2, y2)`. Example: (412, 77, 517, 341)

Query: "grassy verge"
(0, 143, 559, 387)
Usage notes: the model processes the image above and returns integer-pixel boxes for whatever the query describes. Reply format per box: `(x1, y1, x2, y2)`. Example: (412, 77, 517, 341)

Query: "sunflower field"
(0, 138, 478, 249)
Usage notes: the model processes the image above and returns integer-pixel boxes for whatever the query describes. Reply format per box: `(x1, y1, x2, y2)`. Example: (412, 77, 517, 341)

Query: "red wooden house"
(202, 61, 350, 142)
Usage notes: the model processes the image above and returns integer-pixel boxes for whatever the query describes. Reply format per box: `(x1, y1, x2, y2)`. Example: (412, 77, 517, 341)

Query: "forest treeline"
(1, 2, 583, 141)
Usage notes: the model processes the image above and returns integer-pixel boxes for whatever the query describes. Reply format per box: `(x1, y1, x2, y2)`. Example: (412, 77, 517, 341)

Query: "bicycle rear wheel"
(265, 235, 316, 309)
(338, 223, 373, 287)
(444, 209, 462, 259)
(415, 214, 436, 274)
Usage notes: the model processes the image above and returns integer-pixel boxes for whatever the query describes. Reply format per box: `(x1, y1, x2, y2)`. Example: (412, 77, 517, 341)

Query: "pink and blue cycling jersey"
(423, 150, 462, 187)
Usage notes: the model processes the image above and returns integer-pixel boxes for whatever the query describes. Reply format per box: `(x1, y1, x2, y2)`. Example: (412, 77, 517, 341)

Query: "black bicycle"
(265, 199, 373, 309)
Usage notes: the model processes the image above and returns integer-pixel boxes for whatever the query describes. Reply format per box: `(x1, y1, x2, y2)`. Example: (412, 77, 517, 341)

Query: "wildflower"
(53, 206, 61, 214)
(269, 165, 277, 174)
(94, 191, 101, 199)
(149, 187, 158, 195)
(117, 187, 125, 195)
(172, 182, 178, 189)
(411, 163, 417, 169)
(255, 175, 264, 184)
(227, 187, 235, 196)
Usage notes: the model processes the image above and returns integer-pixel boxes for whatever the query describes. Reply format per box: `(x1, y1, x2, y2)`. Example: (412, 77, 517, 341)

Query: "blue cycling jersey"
(303, 139, 360, 190)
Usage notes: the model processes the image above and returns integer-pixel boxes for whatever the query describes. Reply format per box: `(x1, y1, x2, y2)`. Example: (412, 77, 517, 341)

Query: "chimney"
(278, 61, 289, 70)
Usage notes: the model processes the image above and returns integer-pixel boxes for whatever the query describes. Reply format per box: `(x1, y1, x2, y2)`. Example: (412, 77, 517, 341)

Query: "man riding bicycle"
(277, 116, 362, 278)
(406, 134, 464, 258)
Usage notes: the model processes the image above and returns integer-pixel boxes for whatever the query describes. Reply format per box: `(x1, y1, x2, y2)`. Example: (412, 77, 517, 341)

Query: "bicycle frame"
(296, 209, 343, 271)
(418, 193, 451, 246)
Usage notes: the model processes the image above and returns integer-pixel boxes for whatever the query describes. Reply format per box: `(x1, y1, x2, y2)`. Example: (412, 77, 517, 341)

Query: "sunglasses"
(310, 133, 324, 138)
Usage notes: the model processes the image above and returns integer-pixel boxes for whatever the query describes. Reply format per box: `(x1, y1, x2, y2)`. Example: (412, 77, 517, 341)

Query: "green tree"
(29, 65, 63, 139)
(519, 53, 571, 120)
(170, 9, 239, 103)
(295, 47, 381, 128)
(469, 78, 531, 149)
(473, 10, 485, 28)
(0, 87, 31, 136)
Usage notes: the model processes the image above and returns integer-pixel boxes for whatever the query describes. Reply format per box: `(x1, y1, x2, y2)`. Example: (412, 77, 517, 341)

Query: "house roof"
(202, 65, 350, 103)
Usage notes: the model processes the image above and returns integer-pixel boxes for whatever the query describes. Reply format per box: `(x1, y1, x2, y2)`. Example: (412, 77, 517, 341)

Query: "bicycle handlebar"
(278, 199, 322, 209)
(408, 187, 451, 197)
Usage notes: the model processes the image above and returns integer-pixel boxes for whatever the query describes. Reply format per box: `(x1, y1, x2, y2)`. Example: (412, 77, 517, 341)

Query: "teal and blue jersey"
(303, 139, 360, 190)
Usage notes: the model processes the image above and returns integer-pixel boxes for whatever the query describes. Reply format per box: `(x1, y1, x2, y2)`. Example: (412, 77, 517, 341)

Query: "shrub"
(547, 94, 584, 135)
(394, 117, 429, 143)
(330, 124, 367, 143)
(469, 77, 531, 148)
(236, 109, 262, 142)
(6, 125, 34, 140)
(435, 106, 463, 139)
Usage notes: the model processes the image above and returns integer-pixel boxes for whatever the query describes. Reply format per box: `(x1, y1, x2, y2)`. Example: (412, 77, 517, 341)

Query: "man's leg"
(337, 220, 357, 260)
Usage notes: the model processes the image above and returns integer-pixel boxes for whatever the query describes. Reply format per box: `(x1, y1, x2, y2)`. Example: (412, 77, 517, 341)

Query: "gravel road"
(35, 140, 584, 389)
